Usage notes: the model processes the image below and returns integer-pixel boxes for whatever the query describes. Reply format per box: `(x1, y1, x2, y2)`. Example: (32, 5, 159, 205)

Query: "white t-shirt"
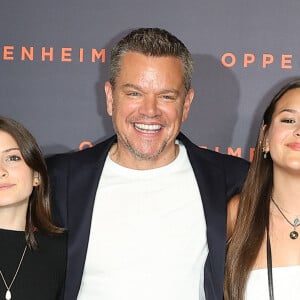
(77, 142, 208, 300)
(245, 265, 300, 299)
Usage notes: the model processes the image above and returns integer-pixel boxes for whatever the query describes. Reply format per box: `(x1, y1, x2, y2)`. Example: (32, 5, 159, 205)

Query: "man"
(47, 28, 249, 300)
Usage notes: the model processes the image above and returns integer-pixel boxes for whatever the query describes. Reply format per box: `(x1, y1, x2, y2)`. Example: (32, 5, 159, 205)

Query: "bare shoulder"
(227, 194, 240, 240)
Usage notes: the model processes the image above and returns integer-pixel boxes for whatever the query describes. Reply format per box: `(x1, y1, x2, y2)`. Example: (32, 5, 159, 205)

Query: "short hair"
(0, 116, 63, 249)
(110, 27, 193, 93)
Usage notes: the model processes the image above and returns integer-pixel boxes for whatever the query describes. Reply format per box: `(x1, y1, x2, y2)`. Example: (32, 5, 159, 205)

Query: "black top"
(0, 229, 67, 300)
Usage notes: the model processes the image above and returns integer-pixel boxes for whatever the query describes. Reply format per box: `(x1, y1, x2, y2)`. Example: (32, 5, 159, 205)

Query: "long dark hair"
(0, 116, 64, 249)
(224, 79, 300, 299)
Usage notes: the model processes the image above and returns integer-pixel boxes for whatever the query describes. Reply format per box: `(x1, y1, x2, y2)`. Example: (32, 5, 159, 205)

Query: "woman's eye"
(6, 155, 21, 162)
(281, 119, 295, 124)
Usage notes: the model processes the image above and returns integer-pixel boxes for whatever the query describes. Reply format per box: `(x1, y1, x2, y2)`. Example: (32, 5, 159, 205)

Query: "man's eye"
(128, 92, 140, 97)
(161, 95, 175, 100)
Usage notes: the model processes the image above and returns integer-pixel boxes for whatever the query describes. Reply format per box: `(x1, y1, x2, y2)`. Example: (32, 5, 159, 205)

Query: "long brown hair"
(0, 116, 64, 249)
(224, 79, 300, 299)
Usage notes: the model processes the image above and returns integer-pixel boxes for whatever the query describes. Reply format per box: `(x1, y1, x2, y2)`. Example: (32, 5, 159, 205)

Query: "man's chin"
(128, 144, 166, 161)
(130, 150, 163, 161)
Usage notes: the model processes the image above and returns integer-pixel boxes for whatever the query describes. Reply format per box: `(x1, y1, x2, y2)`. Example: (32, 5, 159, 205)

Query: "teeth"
(135, 123, 161, 131)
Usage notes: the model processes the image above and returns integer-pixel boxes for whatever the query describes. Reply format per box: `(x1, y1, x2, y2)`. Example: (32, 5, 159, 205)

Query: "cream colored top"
(245, 265, 300, 299)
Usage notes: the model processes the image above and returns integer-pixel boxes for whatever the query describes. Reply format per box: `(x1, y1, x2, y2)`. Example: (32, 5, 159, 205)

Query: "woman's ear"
(259, 125, 269, 152)
(33, 172, 40, 186)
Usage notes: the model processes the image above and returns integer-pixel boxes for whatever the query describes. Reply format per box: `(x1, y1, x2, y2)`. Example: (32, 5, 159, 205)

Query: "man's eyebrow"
(159, 89, 180, 95)
(121, 84, 180, 95)
(121, 83, 142, 90)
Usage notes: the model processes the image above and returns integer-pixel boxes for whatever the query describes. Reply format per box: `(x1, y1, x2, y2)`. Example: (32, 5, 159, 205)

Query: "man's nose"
(138, 95, 161, 117)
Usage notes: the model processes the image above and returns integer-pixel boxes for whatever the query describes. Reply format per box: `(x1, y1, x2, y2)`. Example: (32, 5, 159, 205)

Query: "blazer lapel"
(179, 133, 227, 299)
(65, 136, 116, 299)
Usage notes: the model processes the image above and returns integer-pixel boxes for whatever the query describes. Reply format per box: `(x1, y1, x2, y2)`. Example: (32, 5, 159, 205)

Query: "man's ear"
(105, 81, 113, 116)
(182, 88, 194, 122)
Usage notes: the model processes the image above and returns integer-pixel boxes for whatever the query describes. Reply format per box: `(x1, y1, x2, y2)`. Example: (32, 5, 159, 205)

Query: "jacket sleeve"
(223, 155, 250, 201)
(46, 154, 70, 228)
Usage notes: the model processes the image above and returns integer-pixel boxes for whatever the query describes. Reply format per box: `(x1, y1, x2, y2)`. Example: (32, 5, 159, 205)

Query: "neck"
(272, 172, 300, 214)
(110, 143, 179, 170)
(0, 203, 27, 231)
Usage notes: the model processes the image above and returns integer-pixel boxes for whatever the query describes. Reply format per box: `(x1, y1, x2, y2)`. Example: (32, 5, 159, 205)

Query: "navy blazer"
(46, 132, 249, 300)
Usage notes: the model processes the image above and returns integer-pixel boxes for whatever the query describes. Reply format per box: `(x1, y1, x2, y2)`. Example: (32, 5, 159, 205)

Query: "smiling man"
(105, 51, 194, 169)
(47, 28, 249, 300)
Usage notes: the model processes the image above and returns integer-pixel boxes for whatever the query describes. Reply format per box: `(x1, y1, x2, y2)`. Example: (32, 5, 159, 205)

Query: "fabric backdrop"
(1, 0, 300, 161)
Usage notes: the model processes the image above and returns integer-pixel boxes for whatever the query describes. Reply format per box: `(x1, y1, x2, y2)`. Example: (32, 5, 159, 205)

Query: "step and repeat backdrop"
(1, 0, 300, 160)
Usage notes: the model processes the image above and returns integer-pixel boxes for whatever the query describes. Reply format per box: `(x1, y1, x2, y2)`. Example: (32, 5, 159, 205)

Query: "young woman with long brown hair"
(0, 116, 66, 300)
(225, 79, 300, 299)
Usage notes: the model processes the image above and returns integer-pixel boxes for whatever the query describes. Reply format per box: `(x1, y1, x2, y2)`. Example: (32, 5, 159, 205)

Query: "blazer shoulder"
(196, 146, 250, 178)
(179, 132, 249, 168)
(46, 135, 116, 170)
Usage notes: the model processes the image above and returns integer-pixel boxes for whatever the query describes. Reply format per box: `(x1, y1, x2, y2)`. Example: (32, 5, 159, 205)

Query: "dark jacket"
(46, 132, 249, 300)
